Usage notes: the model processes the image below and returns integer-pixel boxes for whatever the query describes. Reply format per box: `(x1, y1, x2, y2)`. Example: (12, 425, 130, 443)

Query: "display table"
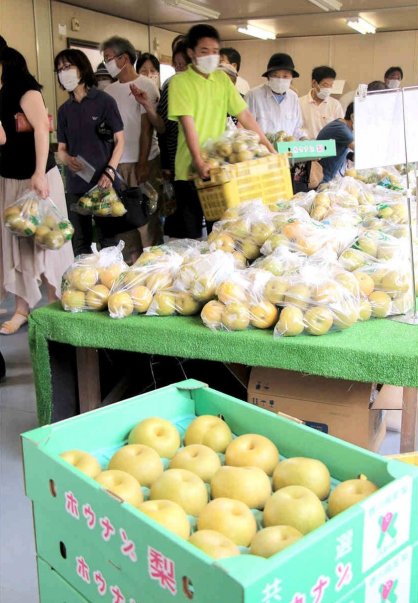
(29, 302, 418, 451)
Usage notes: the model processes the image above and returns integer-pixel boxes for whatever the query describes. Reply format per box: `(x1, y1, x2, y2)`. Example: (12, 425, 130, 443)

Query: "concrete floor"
(0, 300, 402, 602)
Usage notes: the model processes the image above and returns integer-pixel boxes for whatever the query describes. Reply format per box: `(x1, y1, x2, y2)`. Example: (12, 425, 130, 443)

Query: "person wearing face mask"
(101, 36, 160, 261)
(384, 66, 403, 90)
(168, 24, 274, 239)
(245, 54, 306, 141)
(94, 62, 115, 91)
(55, 49, 124, 257)
(219, 47, 250, 96)
(136, 53, 160, 88)
(0, 47, 73, 335)
(299, 66, 344, 139)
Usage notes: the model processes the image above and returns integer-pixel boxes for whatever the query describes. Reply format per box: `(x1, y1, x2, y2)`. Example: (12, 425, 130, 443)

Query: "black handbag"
(97, 167, 150, 236)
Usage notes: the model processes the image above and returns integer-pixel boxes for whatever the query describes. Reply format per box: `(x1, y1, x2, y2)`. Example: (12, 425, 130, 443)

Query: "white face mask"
(105, 58, 122, 79)
(317, 87, 332, 100)
(268, 77, 291, 94)
(59, 68, 79, 92)
(195, 54, 220, 75)
(387, 79, 401, 89)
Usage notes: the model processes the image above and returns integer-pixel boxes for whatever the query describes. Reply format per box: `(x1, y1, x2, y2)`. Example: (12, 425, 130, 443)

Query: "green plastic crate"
(22, 380, 418, 603)
(275, 139, 336, 161)
(38, 556, 88, 602)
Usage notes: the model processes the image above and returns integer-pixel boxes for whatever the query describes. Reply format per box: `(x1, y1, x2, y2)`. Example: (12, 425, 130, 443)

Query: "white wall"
(224, 31, 418, 96)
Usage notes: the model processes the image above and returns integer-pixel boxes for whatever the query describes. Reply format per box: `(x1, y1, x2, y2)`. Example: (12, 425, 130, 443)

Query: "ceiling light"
(307, 0, 342, 11)
(237, 25, 276, 40)
(346, 17, 376, 34)
(164, 0, 220, 20)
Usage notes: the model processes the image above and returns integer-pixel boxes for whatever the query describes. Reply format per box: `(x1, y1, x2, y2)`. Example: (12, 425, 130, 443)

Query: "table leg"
(400, 387, 418, 453)
(76, 347, 101, 413)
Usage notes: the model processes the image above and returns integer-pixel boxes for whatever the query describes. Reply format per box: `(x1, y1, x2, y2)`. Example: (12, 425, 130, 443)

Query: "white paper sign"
(354, 87, 418, 169)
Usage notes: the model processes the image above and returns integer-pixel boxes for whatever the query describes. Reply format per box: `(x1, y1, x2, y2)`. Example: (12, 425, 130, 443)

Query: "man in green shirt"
(167, 24, 273, 238)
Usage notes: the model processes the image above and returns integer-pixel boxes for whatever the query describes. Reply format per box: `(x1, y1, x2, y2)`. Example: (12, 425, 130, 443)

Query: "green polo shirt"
(168, 65, 247, 181)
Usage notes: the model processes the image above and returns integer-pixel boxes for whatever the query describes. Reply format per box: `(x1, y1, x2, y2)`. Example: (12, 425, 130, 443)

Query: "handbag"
(15, 111, 54, 134)
(96, 167, 150, 236)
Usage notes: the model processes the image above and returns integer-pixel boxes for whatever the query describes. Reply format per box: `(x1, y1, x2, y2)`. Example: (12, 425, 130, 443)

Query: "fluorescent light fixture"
(308, 0, 342, 11)
(346, 17, 376, 34)
(164, 0, 220, 19)
(237, 25, 276, 40)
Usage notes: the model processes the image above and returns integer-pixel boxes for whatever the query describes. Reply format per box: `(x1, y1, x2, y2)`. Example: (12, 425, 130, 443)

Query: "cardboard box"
(38, 556, 88, 602)
(248, 368, 387, 450)
(22, 381, 418, 603)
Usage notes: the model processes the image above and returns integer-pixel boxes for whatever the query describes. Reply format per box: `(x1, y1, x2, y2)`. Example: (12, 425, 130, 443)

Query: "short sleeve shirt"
(57, 87, 123, 194)
(317, 119, 354, 182)
(168, 65, 247, 181)
(105, 76, 159, 163)
(300, 90, 344, 139)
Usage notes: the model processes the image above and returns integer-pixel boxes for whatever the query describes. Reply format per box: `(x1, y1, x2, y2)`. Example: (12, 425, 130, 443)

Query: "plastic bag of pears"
(142, 249, 238, 318)
(200, 267, 278, 332)
(107, 246, 184, 319)
(4, 190, 74, 250)
(61, 242, 128, 313)
(72, 185, 127, 218)
(34, 197, 74, 250)
(273, 260, 362, 338)
(202, 128, 269, 167)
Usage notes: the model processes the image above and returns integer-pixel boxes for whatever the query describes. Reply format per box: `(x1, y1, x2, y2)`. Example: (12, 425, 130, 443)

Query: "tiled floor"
(0, 300, 402, 602)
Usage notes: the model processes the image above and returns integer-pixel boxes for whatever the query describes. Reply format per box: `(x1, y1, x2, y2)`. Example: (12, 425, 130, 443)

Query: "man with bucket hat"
(245, 53, 306, 140)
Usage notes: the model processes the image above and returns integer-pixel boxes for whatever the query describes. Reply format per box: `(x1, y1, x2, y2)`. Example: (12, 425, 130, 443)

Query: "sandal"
(0, 312, 29, 335)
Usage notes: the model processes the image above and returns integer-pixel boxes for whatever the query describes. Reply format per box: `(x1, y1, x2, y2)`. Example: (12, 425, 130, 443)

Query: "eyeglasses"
(56, 63, 73, 74)
(104, 54, 123, 64)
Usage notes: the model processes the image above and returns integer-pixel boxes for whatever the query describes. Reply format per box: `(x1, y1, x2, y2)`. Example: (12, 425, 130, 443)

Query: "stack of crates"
(194, 154, 293, 222)
(22, 381, 418, 603)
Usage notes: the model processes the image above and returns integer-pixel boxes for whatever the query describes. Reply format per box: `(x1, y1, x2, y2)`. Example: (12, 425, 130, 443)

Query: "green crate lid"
(275, 139, 336, 160)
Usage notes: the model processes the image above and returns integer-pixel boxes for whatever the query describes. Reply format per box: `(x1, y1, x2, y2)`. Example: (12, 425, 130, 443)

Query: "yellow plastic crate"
(194, 154, 293, 221)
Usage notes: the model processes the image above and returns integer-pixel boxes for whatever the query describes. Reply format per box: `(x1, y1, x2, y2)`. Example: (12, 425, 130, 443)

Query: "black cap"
(262, 53, 299, 78)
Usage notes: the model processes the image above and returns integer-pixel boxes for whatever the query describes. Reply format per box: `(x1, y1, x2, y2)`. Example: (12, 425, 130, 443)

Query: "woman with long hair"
(54, 48, 124, 255)
(0, 47, 73, 334)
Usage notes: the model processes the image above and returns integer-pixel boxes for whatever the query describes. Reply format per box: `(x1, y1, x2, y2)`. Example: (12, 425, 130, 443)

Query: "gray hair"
(100, 36, 137, 65)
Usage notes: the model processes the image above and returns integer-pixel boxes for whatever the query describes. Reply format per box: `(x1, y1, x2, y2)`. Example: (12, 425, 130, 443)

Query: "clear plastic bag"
(34, 197, 74, 250)
(201, 129, 263, 166)
(4, 190, 73, 249)
(108, 247, 184, 319)
(141, 181, 159, 215)
(160, 181, 176, 217)
(4, 190, 41, 237)
(61, 242, 128, 313)
(272, 260, 361, 337)
(200, 268, 277, 331)
(142, 249, 237, 318)
(208, 200, 275, 261)
(72, 186, 127, 217)
(338, 229, 412, 318)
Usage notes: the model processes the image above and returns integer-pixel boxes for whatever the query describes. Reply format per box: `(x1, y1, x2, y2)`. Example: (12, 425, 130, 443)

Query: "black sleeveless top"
(0, 76, 55, 180)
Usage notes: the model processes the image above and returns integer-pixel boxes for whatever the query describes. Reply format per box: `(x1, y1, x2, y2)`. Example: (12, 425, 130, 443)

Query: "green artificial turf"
(29, 302, 418, 425)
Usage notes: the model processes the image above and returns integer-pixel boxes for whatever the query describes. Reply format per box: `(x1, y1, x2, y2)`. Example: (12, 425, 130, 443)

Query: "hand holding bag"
(97, 166, 150, 236)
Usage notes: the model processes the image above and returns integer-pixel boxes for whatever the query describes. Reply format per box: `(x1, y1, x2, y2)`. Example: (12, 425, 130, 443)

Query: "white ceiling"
(60, 0, 418, 39)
